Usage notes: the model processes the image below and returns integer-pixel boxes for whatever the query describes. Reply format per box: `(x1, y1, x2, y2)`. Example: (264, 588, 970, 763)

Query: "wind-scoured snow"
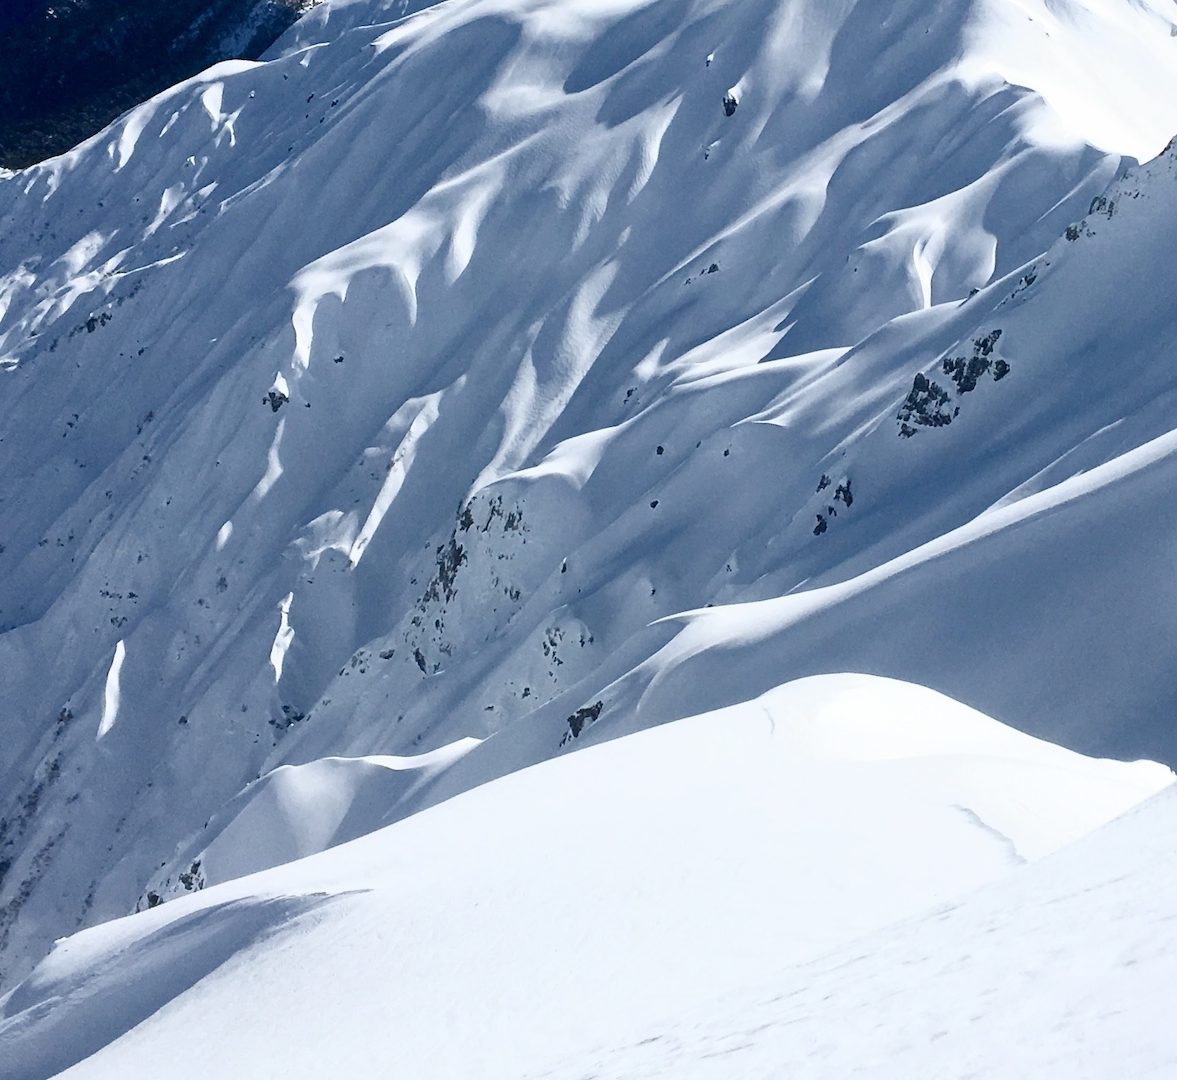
(0, 674, 1169, 1079)
(1, 0, 1177, 1059)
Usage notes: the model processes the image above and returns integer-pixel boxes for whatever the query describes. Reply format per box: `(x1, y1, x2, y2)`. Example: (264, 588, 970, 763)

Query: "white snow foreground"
(0, 674, 1170, 1079)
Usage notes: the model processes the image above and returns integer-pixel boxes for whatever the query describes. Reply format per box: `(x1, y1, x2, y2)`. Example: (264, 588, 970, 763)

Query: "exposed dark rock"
(424, 535, 467, 604)
(940, 329, 1004, 393)
(1089, 194, 1116, 219)
(900, 329, 1009, 435)
(897, 372, 953, 431)
(565, 700, 603, 739)
(178, 860, 203, 892)
(268, 704, 306, 731)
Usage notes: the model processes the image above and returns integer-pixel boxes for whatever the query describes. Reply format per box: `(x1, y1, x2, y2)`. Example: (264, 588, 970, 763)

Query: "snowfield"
(1, 674, 1171, 1079)
(2, 0, 1177, 1071)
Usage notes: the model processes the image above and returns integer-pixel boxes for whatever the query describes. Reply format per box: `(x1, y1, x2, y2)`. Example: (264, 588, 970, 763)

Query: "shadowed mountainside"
(0, 0, 314, 168)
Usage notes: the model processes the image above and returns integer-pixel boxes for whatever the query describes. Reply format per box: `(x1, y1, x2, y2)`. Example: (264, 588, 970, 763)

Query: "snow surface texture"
(2, 0, 1177, 1011)
(0, 674, 1171, 1079)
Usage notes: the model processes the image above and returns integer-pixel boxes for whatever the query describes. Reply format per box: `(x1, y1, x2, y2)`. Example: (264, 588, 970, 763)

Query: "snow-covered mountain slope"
(545, 768, 1177, 1080)
(2, 0, 1177, 993)
(0, 674, 1169, 1080)
(141, 738, 479, 903)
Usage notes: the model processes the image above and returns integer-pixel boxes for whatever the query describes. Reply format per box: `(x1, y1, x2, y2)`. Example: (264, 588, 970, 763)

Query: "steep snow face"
(1, 0, 1177, 987)
(0, 675, 1169, 1080)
